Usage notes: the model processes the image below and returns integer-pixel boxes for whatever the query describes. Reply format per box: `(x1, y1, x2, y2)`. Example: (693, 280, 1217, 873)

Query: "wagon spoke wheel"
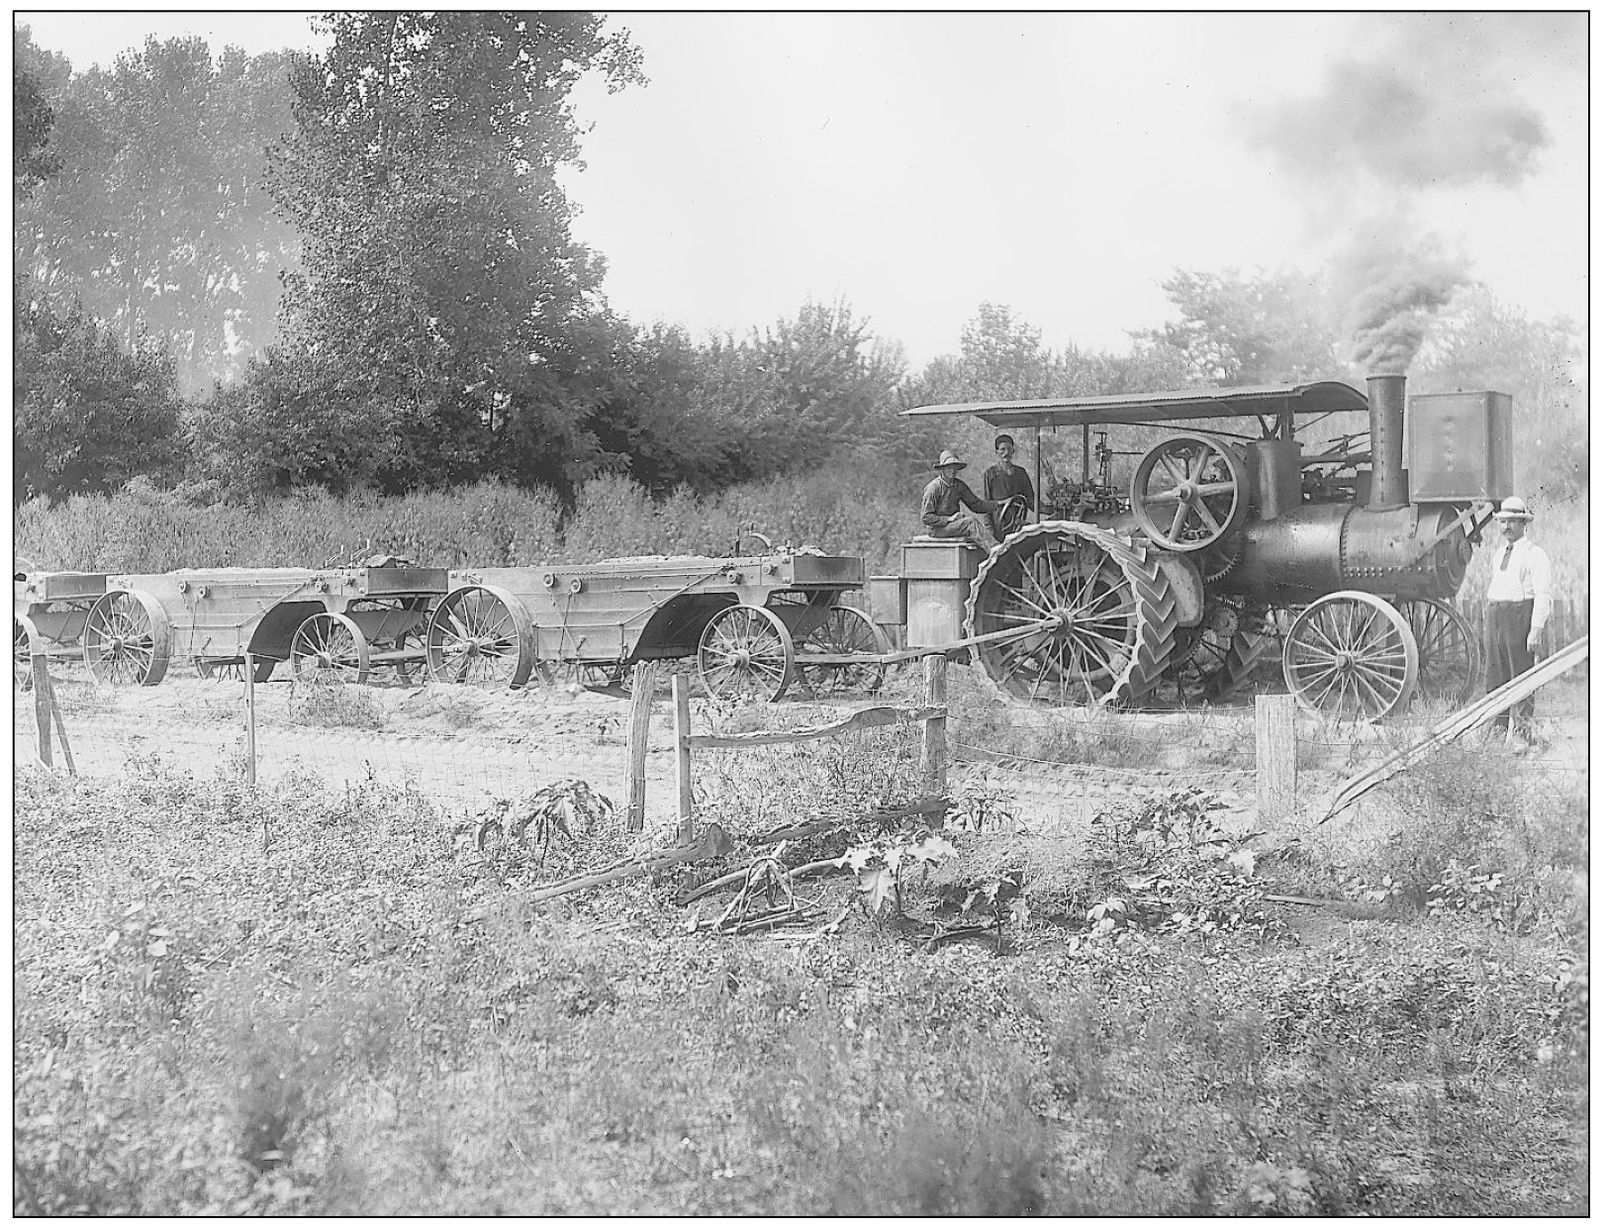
(14, 615, 37, 691)
(965, 522, 1177, 707)
(425, 584, 535, 689)
(290, 612, 370, 685)
(1393, 597, 1481, 708)
(1283, 592, 1418, 722)
(795, 605, 891, 697)
(699, 605, 795, 702)
(1130, 434, 1249, 553)
(82, 589, 172, 687)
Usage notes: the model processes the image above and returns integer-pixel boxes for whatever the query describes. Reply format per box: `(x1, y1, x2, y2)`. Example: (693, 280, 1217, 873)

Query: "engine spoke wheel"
(289, 612, 370, 685)
(15, 615, 37, 691)
(425, 585, 535, 688)
(1283, 592, 1419, 722)
(82, 590, 172, 687)
(795, 605, 891, 697)
(1130, 434, 1248, 552)
(698, 605, 795, 702)
(965, 522, 1177, 707)
(1393, 597, 1481, 708)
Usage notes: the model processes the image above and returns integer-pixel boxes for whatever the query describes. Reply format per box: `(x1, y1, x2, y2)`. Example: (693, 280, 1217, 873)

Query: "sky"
(15, 10, 1589, 368)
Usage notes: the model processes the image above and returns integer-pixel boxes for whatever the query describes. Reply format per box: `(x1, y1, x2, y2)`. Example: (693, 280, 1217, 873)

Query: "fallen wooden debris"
(677, 855, 849, 906)
(523, 822, 733, 905)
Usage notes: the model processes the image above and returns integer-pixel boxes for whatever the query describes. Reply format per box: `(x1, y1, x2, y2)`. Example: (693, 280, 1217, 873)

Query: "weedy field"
(11, 667, 1588, 1215)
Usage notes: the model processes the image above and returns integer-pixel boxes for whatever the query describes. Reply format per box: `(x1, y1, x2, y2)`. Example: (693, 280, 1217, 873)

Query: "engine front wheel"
(1283, 592, 1419, 721)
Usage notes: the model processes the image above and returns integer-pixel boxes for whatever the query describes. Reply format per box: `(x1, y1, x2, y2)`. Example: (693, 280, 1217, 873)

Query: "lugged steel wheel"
(426, 584, 536, 688)
(1394, 597, 1481, 707)
(14, 614, 37, 691)
(795, 605, 891, 697)
(965, 522, 1178, 706)
(698, 604, 795, 702)
(1129, 434, 1249, 553)
(290, 612, 370, 685)
(1283, 592, 1419, 721)
(82, 589, 172, 686)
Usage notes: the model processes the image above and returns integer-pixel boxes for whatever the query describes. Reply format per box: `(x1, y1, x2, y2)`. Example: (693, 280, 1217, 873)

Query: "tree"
(14, 295, 184, 502)
(15, 32, 302, 394)
(1136, 268, 1338, 385)
(258, 12, 643, 495)
(13, 65, 63, 197)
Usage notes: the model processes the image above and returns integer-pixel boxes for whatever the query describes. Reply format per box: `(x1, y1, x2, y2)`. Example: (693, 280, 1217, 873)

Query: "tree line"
(12, 14, 1586, 508)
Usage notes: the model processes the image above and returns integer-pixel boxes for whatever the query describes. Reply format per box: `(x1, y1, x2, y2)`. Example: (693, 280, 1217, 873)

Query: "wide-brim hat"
(1494, 496, 1534, 521)
(932, 450, 967, 470)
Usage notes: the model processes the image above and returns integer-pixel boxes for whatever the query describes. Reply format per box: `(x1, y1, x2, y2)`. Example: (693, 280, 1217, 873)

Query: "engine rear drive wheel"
(426, 585, 536, 688)
(965, 522, 1178, 706)
(1393, 597, 1481, 707)
(82, 589, 172, 687)
(795, 605, 890, 697)
(1283, 592, 1419, 721)
(698, 605, 795, 702)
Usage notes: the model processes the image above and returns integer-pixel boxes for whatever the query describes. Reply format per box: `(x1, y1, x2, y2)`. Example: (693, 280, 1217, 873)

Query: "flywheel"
(964, 521, 1178, 706)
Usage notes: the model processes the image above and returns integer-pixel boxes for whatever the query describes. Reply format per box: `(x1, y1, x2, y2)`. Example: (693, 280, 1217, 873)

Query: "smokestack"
(1366, 373, 1408, 509)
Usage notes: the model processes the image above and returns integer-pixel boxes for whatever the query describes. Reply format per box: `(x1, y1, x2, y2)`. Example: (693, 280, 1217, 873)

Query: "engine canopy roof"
(900, 380, 1369, 429)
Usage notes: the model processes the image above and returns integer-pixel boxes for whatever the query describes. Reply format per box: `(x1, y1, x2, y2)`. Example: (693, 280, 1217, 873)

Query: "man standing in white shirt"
(1483, 496, 1551, 743)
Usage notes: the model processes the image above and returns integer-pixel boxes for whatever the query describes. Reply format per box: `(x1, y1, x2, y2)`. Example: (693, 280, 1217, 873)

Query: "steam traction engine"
(877, 375, 1509, 720)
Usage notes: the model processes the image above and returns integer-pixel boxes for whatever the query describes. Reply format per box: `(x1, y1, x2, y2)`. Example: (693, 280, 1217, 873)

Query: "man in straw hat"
(920, 450, 1005, 549)
(1483, 496, 1551, 745)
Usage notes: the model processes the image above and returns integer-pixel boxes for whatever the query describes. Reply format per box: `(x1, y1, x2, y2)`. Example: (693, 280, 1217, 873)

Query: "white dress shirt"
(1486, 536, 1553, 628)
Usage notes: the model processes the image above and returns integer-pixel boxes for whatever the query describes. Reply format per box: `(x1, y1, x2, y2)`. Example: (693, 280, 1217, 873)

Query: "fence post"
(920, 652, 948, 797)
(30, 651, 54, 768)
(243, 652, 258, 786)
(1255, 694, 1297, 823)
(625, 661, 657, 833)
(673, 673, 694, 845)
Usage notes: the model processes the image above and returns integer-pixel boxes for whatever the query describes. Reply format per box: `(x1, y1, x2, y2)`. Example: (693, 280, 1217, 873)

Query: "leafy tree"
(259, 11, 643, 495)
(14, 295, 185, 502)
(1136, 268, 1338, 386)
(15, 34, 301, 395)
(13, 65, 63, 197)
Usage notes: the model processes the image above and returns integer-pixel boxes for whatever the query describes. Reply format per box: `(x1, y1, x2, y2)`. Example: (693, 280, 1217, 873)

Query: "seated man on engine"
(981, 433, 1035, 538)
(920, 450, 1006, 550)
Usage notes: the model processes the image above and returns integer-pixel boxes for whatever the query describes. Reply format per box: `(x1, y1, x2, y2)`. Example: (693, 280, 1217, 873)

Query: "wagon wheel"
(82, 589, 172, 686)
(1129, 434, 1249, 553)
(290, 612, 370, 685)
(14, 614, 37, 691)
(426, 584, 535, 688)
(1283, 592, 1419, 722)
(795, 605, 891, 697)
(699, 605, 795, 702)
(965, 522, 1177, 707)
(1393, 597, 1481, 707)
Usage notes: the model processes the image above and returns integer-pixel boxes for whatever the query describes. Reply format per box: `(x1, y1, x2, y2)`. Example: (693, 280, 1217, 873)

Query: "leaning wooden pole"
(673, 673, 694, 845)
(920, 652, 948, 797)
(243, 651, 258, 786)
(30, 651, 54, 768)
(625, 661, 657, 832)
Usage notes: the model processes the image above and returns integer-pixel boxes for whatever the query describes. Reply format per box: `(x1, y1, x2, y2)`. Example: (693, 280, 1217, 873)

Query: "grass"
(12, 700, 1587, 1215)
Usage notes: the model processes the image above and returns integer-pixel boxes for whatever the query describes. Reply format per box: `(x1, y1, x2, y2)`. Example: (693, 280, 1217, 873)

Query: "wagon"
(82, 560, 449, 686)
(877, 375, 1503, 720)
(13, 568, 110, 689)
(425, 546, 888, 701)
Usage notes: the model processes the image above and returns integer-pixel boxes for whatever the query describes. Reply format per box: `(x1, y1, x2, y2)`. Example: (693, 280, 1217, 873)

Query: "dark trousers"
(1485, 599, 1536, 728)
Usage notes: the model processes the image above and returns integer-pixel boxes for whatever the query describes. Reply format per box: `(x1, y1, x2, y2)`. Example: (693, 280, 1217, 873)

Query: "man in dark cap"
(920, 450, 1003, 549)
(1483, 496, 1551, 747)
